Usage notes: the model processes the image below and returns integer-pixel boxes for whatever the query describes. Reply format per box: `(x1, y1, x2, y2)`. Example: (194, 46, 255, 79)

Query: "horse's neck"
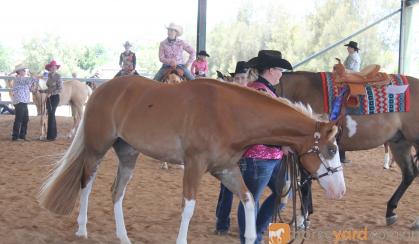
(233, 94, 315, 151)
(281, 72, 324, 113)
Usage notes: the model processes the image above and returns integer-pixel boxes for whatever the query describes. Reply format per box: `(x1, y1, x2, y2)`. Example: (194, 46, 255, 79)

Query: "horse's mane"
(190, 79, 324, 122)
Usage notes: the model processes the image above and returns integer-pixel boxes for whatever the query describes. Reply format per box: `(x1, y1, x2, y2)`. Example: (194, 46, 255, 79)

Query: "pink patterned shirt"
(243, 81, 283, 160)
(190, 59, 208, 76)
(158, 38, 196, 67)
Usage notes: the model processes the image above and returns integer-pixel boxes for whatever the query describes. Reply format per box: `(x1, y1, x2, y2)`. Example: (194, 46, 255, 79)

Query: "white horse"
(33, 79, 92, 139)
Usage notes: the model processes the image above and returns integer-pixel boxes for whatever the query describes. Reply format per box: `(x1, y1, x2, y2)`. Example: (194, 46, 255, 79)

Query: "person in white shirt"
(343, 41, 361, 72)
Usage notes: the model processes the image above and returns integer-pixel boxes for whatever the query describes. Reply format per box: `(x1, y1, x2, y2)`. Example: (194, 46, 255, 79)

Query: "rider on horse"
(153, 22, 196, 81)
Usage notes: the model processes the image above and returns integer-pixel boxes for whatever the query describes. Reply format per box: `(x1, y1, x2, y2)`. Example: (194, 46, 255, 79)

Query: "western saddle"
(333, 58, 390, 96)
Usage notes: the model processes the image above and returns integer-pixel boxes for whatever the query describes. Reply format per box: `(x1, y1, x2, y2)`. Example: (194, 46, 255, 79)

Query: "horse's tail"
(38, 116, 91, 215)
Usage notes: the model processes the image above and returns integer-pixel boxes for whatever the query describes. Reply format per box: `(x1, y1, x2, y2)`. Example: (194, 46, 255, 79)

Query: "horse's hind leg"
(69, 103, 82, 139)
(386, 138, 417, 225)
(75, 172, 97, 238)
(212, 165, 256, 244)
(111, 138, 139, 244)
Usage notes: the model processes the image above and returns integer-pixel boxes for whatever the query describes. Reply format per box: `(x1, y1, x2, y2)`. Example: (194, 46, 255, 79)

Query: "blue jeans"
(215, 183, 234, 231)
(153, 64, 195, 81)
(237, 158, 284, 244)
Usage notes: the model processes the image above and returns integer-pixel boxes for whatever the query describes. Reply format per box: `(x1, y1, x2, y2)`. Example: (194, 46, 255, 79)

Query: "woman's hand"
(169, 59, 177, 68)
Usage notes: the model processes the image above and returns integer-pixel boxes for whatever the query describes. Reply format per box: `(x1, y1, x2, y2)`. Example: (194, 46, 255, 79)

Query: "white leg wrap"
(176, 199, 196, 244)
(114, 191, 131, 244)
(243, 192, 257, 244)
(384, 153, 390, 169)
(75, 173, 96, 238)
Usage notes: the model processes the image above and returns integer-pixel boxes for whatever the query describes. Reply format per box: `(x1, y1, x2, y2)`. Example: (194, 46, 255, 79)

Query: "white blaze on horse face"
(345, 115, 358, 138)
(317, 141, 346, 200)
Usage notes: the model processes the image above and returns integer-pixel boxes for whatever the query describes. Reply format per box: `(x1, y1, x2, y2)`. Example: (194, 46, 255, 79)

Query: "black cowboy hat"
(247, 50, 293, 70)
(198, 50, 210, 57)
(229, 61, 248, 76)
(344, 41, 360, 50)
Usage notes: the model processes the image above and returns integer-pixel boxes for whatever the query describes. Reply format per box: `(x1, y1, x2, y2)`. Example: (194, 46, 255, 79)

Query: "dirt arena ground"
(1, 116, 419, 244)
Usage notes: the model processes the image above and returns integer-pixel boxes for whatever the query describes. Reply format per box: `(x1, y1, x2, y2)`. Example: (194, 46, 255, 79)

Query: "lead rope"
(273, 153, 308, 244)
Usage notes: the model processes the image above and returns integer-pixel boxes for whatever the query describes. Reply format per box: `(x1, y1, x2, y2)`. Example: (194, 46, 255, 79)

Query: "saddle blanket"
(320, 72, 410, 115)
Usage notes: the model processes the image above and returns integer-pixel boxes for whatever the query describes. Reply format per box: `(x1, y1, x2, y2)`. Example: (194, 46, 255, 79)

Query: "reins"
(273, 153, 309, 244)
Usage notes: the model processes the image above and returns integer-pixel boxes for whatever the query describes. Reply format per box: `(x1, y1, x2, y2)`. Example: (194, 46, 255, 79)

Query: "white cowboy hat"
(166, 22, 183, 36)
(123, 41, 132, 48)
(13, 64, 27, 73)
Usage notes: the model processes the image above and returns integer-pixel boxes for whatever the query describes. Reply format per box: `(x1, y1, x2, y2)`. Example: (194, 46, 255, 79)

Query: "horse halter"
(298, 122, 343, 180)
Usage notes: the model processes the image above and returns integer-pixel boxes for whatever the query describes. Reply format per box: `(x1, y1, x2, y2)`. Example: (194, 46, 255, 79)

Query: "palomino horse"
(279, 71, 419, 227)
(39, 76, 346, 244)
(32, 79, 91, 139)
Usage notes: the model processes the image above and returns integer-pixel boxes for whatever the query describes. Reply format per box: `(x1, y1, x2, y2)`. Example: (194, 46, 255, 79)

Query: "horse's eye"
(328, 145, 337, 157)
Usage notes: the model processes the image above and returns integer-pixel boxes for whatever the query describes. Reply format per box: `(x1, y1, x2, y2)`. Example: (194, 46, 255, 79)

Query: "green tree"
(77, 44, 108, 73)
(0, 44, 12, 72)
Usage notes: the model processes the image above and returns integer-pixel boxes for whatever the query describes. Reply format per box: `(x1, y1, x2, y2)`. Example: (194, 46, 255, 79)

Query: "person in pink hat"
(40, 60, 62, 141)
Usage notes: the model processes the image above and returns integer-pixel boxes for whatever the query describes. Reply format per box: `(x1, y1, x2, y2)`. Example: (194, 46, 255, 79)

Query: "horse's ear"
(335, 58, 341, 64)
(327, 124, 339, 141)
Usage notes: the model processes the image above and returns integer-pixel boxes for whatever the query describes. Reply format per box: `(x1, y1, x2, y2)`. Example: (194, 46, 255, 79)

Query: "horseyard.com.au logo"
(268, 223, 291, 244)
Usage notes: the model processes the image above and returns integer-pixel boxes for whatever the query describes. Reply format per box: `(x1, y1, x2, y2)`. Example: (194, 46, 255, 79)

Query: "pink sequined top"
(243, 80, 283, 160)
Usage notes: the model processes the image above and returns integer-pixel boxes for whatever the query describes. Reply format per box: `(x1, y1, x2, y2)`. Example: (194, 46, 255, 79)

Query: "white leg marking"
(75, 173, 96, 238)
(114, 191, 131, 244)
(383, 153, 390, 169)
(243, 192, 257, 244)
(176, 198, 196, 244)
(345, 115, 357, 138)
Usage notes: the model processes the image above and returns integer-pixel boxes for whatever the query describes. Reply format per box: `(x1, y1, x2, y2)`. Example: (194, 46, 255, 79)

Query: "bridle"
(298, 122, 343, 180)
(273, 121, 343, 244)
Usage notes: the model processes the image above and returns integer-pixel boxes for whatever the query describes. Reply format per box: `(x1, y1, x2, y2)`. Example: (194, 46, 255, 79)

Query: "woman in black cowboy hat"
(343, 41, 361, 72)
(236, 50, 294, 244)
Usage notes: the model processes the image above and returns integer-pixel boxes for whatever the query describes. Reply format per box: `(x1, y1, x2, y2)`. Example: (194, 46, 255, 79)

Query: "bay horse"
(38, 76, 346, 244)
(279, 71, 419, 227)
(32, 79, 91, 139)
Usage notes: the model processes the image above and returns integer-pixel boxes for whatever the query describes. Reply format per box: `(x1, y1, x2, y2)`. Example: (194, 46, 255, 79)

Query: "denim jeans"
(153, 64, 195, 81)
(237, 158, 284, 244)
(215, 183, 234, 231)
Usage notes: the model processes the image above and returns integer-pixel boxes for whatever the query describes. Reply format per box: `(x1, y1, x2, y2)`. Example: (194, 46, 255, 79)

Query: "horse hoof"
(386, 215, 398, 226)
(119, 236, 132, 244)
(411, 218, 419, 230)
(75, 230, 87, 238)
(160, 162, 169, 170)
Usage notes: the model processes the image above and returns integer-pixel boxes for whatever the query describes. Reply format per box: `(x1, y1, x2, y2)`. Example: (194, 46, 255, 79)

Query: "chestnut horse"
(38, 76, 346, 244)
(280, 71, 419, 227)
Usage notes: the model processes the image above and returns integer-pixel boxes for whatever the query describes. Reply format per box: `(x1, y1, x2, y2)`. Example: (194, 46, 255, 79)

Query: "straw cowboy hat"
(13, 63, 27, 73)
(45, 60, 61, 71)
(247, 50, 293, 70)
(166, 22, 183, 36)
(344, 41, 360, 51)
(123, 41, 132, 48)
